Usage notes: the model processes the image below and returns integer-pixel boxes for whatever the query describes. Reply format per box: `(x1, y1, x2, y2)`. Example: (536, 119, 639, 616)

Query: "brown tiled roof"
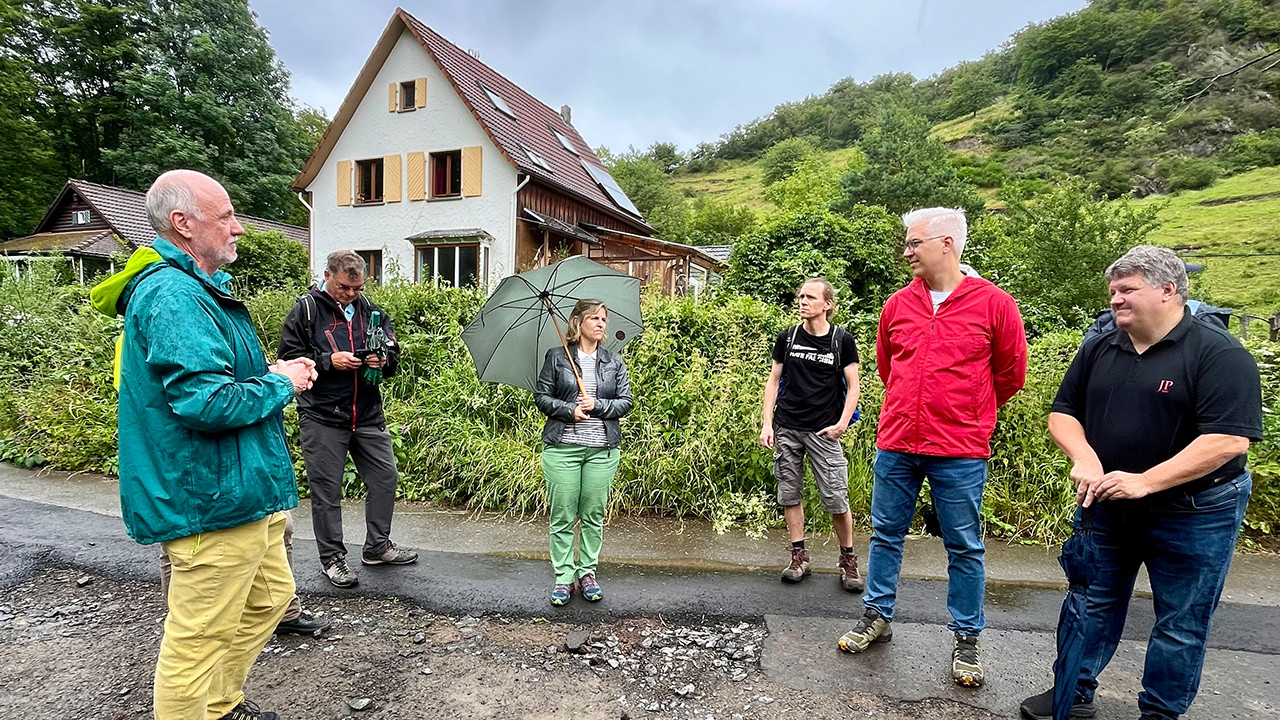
(0, 230, 122, 258)
(292, 9, 652, 234)
(65, 179, 308, 247)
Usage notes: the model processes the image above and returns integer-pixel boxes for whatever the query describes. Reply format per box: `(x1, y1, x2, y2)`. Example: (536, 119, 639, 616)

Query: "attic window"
(581, 161, 642, 217)
(550, 127, 578, 155)
(522, 144, 554, 173)
(71, 210, 91, 225)
(479, 82, 515, 119)
(399, 80, 417, 111)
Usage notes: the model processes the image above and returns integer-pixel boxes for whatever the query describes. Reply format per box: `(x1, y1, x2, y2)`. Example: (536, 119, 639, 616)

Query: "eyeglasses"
(334, 281, 364, 293)
(903, 234, 948, 253)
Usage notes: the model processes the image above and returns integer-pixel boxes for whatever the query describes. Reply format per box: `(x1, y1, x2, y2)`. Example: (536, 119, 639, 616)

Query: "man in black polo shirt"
(1019, 246, 1262, 720)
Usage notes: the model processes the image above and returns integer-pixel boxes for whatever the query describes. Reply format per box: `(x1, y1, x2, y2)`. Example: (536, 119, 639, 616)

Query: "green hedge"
(1, 266, 1276, 545)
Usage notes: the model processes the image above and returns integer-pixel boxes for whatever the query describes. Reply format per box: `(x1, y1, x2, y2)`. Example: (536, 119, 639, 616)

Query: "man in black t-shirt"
(1019, 246, 1263, 720)
(760, 278, 863, 591)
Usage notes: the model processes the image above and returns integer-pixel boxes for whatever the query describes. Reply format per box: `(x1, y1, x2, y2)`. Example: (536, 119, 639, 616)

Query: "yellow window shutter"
(406, 152, 426, 201)
(336, 160, 352, 206)
(388, 82, 397, 112)
(462, 146, 483, 197)
(384, 154, 402, 203)
(415, 77, 427, 108)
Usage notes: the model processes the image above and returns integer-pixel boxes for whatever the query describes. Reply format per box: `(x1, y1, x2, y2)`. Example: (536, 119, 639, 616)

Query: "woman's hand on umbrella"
(573, 404, 590, 422)
(577, 395, 596, 412)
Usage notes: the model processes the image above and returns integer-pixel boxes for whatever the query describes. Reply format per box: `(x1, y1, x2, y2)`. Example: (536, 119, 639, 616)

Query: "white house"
(292, 8, 724, 294)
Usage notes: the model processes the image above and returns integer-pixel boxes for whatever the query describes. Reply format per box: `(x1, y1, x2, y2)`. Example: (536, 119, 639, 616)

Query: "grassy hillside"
(668, 147, 864, 213)
(1136, 167, 1280, 315)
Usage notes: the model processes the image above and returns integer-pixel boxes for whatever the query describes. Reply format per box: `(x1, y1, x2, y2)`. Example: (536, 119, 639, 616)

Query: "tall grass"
(0, 269, 1275, 545)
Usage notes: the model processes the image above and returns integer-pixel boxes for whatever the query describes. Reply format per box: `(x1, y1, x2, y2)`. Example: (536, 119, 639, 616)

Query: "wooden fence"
(1230, 312, 1280, 342)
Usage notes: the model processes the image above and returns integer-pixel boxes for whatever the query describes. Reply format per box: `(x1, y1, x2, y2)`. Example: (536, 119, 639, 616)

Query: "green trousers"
(542, 444, 619, 585)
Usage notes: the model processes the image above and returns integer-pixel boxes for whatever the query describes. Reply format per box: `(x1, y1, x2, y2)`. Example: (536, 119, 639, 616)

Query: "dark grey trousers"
(299, 415, 399, 565)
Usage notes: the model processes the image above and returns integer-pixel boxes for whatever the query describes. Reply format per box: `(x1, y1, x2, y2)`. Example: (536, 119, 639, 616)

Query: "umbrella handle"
(542, 297, 589, 401)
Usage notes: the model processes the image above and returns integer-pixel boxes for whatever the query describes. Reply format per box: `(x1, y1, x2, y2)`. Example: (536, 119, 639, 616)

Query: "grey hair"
(902, 207, 968, 259)
(1105, 245, 1188, 302)
(326, 249, 367, 277)
(145, 171, 202, 237)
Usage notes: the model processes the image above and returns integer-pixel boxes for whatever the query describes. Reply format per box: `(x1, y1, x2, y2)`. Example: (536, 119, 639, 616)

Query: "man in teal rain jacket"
(93, 169, 316, 720)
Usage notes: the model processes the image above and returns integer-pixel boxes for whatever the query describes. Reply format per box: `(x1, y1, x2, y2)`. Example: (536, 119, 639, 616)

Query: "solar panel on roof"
(521, 144, 555, 173)
(581, 161, 642, 217)
(478, 81, 516, 118)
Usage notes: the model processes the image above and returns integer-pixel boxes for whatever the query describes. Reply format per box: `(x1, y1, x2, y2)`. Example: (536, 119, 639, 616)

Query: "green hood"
(90, 247, 163, 318)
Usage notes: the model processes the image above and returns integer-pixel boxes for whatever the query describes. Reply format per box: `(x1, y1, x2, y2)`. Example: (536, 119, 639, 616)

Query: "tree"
(839, 106, 984, 217)
(724, 206, 903, 309)
(602, 152, 682, 216)
(644, 142, 683, 174)
(764, 156, 842, 212)
(945, 71, 1000, 119)
(760, 137, 818, 186)
(0, 2, 58, 238)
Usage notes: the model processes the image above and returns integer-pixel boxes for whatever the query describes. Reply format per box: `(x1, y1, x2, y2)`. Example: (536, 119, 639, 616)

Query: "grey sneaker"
(838, 550, 864, 593)
(952, 632, 984, 687)
(838, 607, 892, 653)
(362, 542, 419, 566)
(780, 546, 811, 583)
(323, 555, 358, 588)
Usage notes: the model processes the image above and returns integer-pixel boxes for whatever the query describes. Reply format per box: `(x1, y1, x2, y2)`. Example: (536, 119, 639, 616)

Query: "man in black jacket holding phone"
(278, 249, 418, 588)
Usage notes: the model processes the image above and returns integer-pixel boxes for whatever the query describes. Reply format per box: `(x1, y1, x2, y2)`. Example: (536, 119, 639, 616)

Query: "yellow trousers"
(154, 512, 294, 720)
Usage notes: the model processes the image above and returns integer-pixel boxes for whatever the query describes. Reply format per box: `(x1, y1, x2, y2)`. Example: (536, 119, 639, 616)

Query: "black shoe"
(219, 699, 278, 720)
(1019, 688, 1097, 719)
(274, 609, 330, 636)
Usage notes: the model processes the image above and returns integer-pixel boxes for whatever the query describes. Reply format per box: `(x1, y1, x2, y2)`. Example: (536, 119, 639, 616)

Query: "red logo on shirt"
(1157, 379, 1174, 393)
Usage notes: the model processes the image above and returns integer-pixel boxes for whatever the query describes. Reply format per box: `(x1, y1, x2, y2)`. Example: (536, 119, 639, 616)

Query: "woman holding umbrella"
(534, 298, 633, 606)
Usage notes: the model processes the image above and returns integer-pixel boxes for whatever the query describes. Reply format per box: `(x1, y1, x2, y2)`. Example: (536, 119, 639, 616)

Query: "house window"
(356, 158, 383, 204)
(550, 127, 577, 155)
(521, 144, 554, 173)
(71, 210, 91, 225)
(431, 150, 462, 198)
(479, 81, 516, 118)
(356, 249, 382, 284)
(399, 80, 416, 111)
(417, 243, 489, 287)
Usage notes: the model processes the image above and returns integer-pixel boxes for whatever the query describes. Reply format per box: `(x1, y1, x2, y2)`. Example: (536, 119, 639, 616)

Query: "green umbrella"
(461, 255, 643, 393)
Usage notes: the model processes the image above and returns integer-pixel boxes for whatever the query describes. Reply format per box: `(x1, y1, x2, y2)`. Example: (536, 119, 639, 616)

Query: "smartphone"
(353, 348, 373, 359)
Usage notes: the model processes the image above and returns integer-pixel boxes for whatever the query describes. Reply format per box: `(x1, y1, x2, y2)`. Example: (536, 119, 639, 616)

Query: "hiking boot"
(579, 573, 603, 602)
(780, 546, 811, 583)
(218, 699, 278, 720)
(952, 632, 984, 687)
(551, 582, 575, 606)
(274, 609, 330, 636)
(837, 607, 892, 653)
(362, 541, 419, 565)
(1019, 688, 1097, 719)
(838, 550, 864, 593)
(323, 555, 358, 588)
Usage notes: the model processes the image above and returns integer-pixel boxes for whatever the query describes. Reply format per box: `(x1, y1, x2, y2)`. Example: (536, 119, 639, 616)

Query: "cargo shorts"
(773, 426, 850, 514)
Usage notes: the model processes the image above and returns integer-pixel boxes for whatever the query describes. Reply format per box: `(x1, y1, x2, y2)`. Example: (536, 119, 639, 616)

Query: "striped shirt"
(559, 349, 609, 448)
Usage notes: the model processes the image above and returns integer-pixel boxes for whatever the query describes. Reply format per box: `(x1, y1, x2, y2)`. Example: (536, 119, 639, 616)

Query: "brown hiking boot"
(780, 546, 811, 583)
(838, 550, 864, 593)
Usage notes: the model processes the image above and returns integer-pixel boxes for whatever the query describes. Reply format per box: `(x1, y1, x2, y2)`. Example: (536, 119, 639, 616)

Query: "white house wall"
(306, 27, 518, 284)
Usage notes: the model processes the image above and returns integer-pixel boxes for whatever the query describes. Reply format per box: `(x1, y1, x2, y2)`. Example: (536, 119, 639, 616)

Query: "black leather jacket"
(534, 344, 633, 448)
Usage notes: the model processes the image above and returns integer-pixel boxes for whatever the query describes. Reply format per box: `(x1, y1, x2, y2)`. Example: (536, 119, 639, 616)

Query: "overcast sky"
(249, 0, 1087, 154)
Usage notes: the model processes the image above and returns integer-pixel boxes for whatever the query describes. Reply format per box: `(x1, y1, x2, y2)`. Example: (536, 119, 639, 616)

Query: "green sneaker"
(837, 607, 892, 653)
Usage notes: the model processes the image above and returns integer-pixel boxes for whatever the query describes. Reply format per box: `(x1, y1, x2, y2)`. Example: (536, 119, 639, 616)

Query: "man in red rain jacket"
(837, 207, 1027, 690)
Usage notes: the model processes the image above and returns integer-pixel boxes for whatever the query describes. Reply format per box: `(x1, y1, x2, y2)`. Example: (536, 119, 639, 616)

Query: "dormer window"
(550, 127, 578, 155)
(71, 210, 91, 225)
(479, 82, 515, 119)
(522, 144, 554, 173)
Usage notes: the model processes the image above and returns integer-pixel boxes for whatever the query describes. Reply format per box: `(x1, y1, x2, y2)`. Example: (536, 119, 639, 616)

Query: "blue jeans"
(864, 449, 989, 635)
(1067, 472, 1251, 720)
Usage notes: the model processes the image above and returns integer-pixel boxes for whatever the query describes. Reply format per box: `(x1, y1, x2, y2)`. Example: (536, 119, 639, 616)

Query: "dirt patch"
(1197, 190, 1280, 206)
(0, 569, 996, 719)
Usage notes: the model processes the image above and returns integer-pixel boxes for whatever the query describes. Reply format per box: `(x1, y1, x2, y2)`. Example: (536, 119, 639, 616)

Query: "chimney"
(560, 105, 572, 125)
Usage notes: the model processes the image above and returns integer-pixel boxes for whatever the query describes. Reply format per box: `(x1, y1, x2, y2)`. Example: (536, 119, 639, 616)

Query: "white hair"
(1105, 245, 1189, 303)
(145, 170, 202, 238)
(902, 207, 968, 259)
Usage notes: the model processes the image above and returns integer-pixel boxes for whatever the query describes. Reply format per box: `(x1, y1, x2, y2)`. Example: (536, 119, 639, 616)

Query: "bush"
(227, 224, 310, 294)
(2, 271, 1276, 546)
(1222, 129, 1280, 172)
(1156, 156, 1222, 191)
